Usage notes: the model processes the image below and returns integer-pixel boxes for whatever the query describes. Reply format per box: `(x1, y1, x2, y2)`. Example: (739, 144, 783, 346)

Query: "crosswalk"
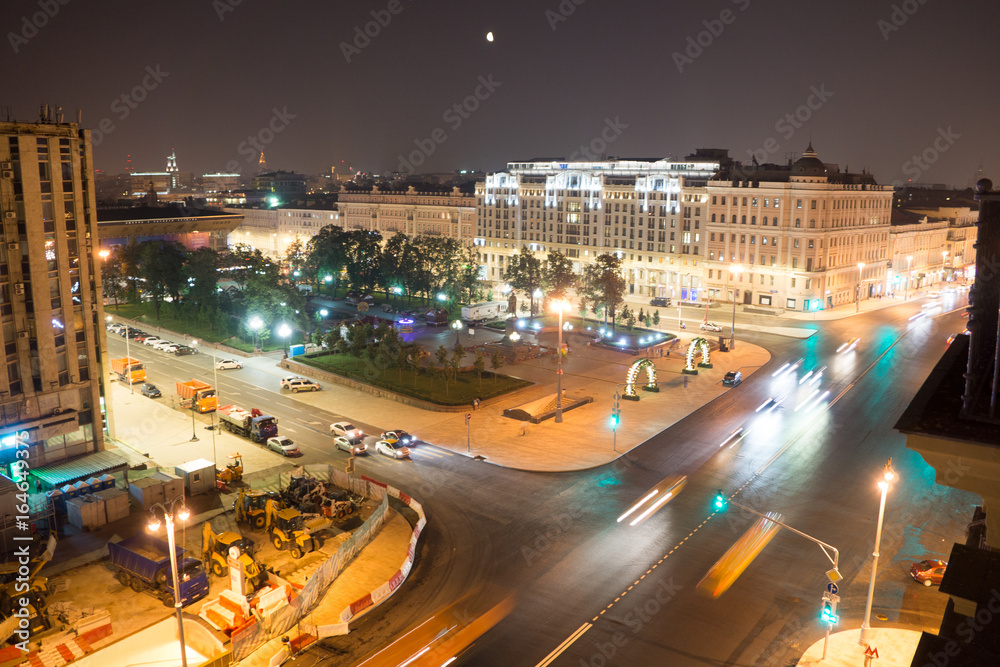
(357, 444, 453, 467)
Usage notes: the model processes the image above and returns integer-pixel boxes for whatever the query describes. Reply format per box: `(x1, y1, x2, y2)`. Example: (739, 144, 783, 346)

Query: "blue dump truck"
(107, 533, 209, 607)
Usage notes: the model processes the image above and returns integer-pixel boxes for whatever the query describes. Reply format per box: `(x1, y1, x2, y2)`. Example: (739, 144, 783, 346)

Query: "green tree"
(473, 349, 486, 388)
(582, 253, 627, 331)
(185, 246, 221, 322)
(543, 249, 576, 300)
(306, 225, 349, 294)
(223, 244, 271, 292)
(490, 350, 505, 385)
(348, 324, 368, 369)
(578, 295, 590, 324)
(626, 310, 637, 331)
(285, 237, 309, 280)
(140, 240, 187, 320)
(505, 246, 543, 319)
(449, 344, 465, 385)
(653, 309, 661, 326)
(100, 246, 126, 310)
(343, 229, 383, 292)
(637, 308, 645, 324)
(435, 345, 451, 394)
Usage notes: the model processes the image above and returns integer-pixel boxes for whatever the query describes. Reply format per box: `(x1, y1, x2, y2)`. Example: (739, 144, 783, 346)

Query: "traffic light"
(713, 490, 728, 511)
(610, 408, 620, 428)
(820, 595, 839, 625)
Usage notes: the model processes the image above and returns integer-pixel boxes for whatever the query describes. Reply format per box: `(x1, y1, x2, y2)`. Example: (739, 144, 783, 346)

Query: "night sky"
(2, 0, 997, 187)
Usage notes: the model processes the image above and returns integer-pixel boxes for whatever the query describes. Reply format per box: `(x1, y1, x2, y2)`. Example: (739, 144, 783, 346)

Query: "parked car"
(333, 435, 367, 456)
(159, 343, 180, 353)
(375, 439, 410, 459)
(142, 336, 163, 346)
(215, 359, 243, 370)
(286, 379, 321, 393)
(330, 422, 363, 443)
(650, 297, 671, 307)
(107, 322, 124, 333)
(139, 383, 161, 398)
(153, 340, 176, 351)
(123, 329, 146, 339)
(173, 345, 197, 356)
(700, 322, 723, 332)
(380, 430, 415, 446)
(266, 436, 300, 457)
(723, 371, 742, 386)
(280, 376, 306, 389)
(910, 559, 947, 587)
(132, 333, 155, 342)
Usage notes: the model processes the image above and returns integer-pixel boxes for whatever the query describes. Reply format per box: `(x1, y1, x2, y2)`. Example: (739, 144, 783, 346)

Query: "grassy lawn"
(297, 352, 531, 405)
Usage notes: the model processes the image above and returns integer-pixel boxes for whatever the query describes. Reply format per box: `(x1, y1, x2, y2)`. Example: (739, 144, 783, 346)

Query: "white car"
(215, 359, 243, 370)
(700, 322, 724, 332)
(159, 343, 180, 353)
(374, 439, 410, 460)
(153, 340, 176, 351)
(330, 421, 363, 443)
(142, 336, 162, 346)
(107, 323, 124, 333)
(280, 376, 306, 389)
(333, 435, 367, 456)
(266, 436, 299, 456)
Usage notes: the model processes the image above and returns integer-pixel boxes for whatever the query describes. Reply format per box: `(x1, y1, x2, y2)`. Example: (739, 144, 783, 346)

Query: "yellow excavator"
(264, 499, 316, 559)
(216, 453, 244, 486)
(201, 524, 268, 590)
(0, 535, 56, 639)
(234, 488, 280, 530)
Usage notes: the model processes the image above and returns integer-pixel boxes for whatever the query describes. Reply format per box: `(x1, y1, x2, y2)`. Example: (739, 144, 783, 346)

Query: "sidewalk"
(796, 627, 922, 666)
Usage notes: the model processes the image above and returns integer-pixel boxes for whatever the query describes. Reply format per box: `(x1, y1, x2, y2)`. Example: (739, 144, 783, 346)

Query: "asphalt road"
(108, 294, 975, 666)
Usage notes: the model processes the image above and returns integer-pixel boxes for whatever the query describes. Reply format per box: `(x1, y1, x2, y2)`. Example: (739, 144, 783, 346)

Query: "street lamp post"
(552, 299, 569, 423)
(941, 251, 949, 283)
(856, 262, 866, 312)
(278, 323, 292, 357)
(859, 459, 895, 648)
(148, 497, 191, 667)
(451, 319, 463, 347)
(729, 264, 743, 350)
(248, 316, 263, 354)
(905, 256, 913, 300)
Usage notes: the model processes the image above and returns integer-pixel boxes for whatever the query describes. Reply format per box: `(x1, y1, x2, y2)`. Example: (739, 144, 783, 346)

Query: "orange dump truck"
(176, 379, 218, 412)
(110, 357, 146, 384)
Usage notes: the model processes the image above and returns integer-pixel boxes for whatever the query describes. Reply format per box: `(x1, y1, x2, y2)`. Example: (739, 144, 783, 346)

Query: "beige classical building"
(0, 117, 121, 488)
(886, 209, 950, 295)
(475, 153, 723, 299)
(224, 205, 340, 261)
(703, 145, 895, 311)
(337, 185, 476, 240)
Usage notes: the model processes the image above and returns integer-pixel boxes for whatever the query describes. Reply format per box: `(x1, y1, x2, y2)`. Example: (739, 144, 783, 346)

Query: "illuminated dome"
(791, 143, 826, 176)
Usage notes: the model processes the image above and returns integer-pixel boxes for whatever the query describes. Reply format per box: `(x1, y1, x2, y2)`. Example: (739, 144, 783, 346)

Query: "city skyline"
(1, 0, 997, 186)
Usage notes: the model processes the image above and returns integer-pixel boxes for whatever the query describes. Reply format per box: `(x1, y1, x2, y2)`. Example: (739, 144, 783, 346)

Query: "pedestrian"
(473, 398, 481, 411)
(34, 478, 41, 493)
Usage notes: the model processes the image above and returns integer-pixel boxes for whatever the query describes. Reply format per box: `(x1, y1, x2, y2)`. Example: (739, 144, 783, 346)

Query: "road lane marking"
(535, 622, 592, 667)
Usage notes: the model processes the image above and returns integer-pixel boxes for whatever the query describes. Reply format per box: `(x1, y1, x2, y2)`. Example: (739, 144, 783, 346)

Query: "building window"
(796, 200, 803, 209)
(795, 218, 801, 228)
(791, 278, 797, 288)
(787, 298, 796, 309)
(759, 295, 772, 305)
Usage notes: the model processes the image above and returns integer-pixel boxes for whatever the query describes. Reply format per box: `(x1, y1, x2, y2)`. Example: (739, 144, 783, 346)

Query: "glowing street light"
(248, 316, 263, 354)
(277, 322, 292, 357)
(860, 460, 896, 647)
(148, 496, 191, 667)
(437, 292, 448, 302)
(451, 319, 464, 347)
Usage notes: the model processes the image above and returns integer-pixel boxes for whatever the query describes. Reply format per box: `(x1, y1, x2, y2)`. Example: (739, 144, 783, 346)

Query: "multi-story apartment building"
(704, 145, 895, 311)
(895, 190, 979, 282)
(887, 209, 950, 295)
(337, 185, 476, 240)
(0, 118, 112, 486)
(224, 205, 340, 261)
(475, 153, 724, 299)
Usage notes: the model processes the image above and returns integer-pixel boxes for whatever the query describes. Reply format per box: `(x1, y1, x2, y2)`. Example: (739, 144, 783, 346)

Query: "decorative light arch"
(624, 358, 658, 400)
(682, 337, 713, 375)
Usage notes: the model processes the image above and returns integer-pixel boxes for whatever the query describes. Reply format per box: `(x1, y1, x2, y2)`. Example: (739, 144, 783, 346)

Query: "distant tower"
(258, 150, 267, 175)
(144, 181, 158, 206)
(166, 149, 178, 189)
(971, 161, 985, 188)
(125, 153, 134, 173)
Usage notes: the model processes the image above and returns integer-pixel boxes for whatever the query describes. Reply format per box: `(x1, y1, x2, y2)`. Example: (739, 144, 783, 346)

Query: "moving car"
(700, 322, 723, 332)
(649, 297, 671, 307)
(723, 371, 742, 386)
(140, 383, 161, 398)
(331, 421, 363, 443)
(280, 376, 305, 389)
(755, 395, 784, 413)
(381, 430, 415, 446)
(375, 439, 410, 459)
(266, 436, 300, 456)
(837, 337, 861, 353)
(215, 359, 243, 370)
(286, 378, 321, 392)
(333, 435, 367, 456)
(910, 559, 947, 587)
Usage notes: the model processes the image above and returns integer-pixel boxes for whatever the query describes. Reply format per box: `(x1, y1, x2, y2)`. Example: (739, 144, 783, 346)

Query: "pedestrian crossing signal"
(713, 490, 727, 511)
(820, 600, 838, 625)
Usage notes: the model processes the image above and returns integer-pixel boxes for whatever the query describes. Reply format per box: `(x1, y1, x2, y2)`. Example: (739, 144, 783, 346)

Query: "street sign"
(864, 645, 879, 659)
(465, 413, 471, 424)
(826, 582, 838, 595)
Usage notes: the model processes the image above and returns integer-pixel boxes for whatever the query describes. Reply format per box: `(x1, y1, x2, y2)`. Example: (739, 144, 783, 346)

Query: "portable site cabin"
(174, 459, 215, 496)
